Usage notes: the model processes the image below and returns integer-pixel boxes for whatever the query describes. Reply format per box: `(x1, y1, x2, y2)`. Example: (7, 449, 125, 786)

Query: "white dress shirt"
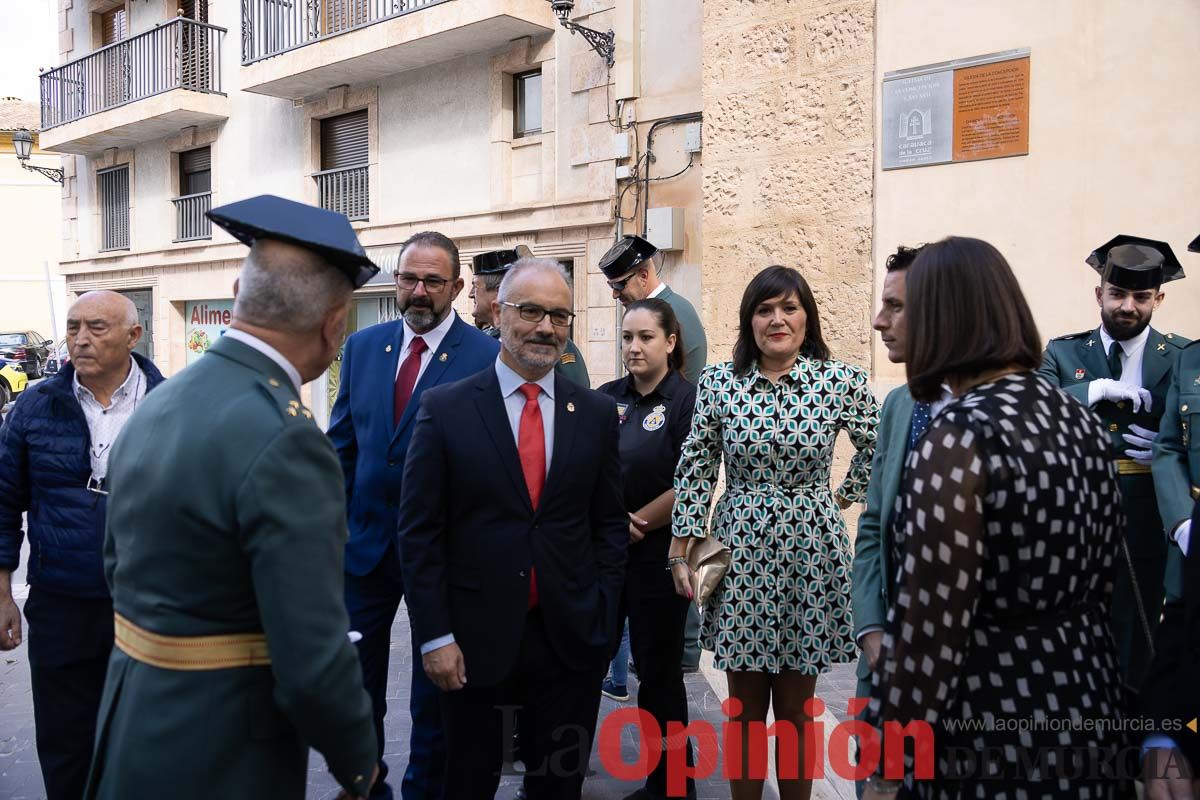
(1099, 324, 1150, 388)
(74, 357, 147, 482)
(223, 328, 303, 395)
(420, 357, 557, 655)
(395, 310, 457, 383)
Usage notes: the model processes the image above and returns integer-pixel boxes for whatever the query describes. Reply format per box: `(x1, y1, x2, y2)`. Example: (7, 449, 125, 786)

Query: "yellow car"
(1, 360, 28, 409)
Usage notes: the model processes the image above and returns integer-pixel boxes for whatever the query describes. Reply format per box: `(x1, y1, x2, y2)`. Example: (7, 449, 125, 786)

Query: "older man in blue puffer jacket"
(0, 291, 164, 800)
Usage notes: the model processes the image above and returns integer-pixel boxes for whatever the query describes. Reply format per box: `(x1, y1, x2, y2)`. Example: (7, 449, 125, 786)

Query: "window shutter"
(180, 146, 211, 174)
(320, 110, 369, 170)
(99, 166, 130, 251)
(101, 7, 127, 45)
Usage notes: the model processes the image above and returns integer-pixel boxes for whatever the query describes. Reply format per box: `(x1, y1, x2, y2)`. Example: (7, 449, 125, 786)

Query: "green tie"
(1107, 343, 1123, 381)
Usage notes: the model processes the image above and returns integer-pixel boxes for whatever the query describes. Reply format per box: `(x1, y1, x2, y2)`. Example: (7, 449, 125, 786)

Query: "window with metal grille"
(317, 110, 369, 220)
(514, 71, 542, 139)
(99, 165, 130, 251)
(180, 146, 211, 194)
(175, 147, 212, 241)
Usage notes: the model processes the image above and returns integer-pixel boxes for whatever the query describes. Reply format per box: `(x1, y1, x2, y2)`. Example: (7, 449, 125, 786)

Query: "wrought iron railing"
(173, 191, 212, 242)
(241, 0, 442, 64)
(40, 18, 226, 130)
(314, 165, 369, 221)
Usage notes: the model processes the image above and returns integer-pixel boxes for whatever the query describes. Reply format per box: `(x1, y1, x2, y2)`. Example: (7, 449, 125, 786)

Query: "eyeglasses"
(396, 273, 450, 293)
(606, 274, 634, 292)
(500, 301, 575, 328)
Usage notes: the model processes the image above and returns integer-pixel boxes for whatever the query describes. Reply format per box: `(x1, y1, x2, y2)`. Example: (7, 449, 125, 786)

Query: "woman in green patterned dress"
(668, 265, 878, 800)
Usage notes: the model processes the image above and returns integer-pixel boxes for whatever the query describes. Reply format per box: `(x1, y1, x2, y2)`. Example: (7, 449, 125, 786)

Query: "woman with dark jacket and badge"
(597, 298, 698, 800)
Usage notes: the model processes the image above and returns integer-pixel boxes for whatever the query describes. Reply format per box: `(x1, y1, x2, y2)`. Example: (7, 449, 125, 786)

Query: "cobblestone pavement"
(0, 539, 858, 800)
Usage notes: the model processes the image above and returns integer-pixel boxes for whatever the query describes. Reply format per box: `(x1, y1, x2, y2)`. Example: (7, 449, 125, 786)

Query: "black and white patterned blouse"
(866, 372, 1126, 799)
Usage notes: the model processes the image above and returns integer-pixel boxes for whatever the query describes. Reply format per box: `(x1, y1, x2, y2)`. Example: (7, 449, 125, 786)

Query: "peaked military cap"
(1189, 233, 1199, 253)
(598, 235, 658, 281)
(207, 195, 379, 289)
(472, 244, 533, 275)
(1086, 234, 1184, 290)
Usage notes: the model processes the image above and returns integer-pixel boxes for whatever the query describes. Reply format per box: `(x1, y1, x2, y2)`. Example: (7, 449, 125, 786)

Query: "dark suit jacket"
(397, 366, 628, 687)
(329, 314, 499, 576)
(1141, 501, 1200, 771)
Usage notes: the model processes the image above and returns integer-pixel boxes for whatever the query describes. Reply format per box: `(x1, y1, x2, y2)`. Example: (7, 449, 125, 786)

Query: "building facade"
(1, 98, 66, 342)
(38, 0, 1200, 419)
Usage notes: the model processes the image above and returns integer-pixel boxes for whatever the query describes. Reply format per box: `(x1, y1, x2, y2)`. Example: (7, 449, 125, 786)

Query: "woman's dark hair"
(733, 265, 830, 375)
(624, 298, 686, 375)
(905, 236, 1042, 402)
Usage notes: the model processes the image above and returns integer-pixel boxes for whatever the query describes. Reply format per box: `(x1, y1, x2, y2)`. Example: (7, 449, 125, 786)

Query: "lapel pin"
(567, 402, 575, 413)
(385, 344, 392, 353)
(1075, 369, 1086, 379)
(439, 352, 448, 362)
(268, 378, 281, 387)
(1086, 339, 1095, 347)
(1194, 376, 1200, 385)
(1156, 343, 1166, 351)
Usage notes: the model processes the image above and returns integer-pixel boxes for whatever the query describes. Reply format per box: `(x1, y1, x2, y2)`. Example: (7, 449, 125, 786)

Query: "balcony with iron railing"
(315, 165, 370, 221)
(173, 191, 213, 242)
(38, 17, 229, 156)
(239, 0, 554, 100)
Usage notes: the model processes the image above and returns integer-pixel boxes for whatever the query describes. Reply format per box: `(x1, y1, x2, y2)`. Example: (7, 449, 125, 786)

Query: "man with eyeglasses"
(470, 246, 591, 387)
(399, 256, 626, 800)
(598, 235, 707, 384)
(0, 290, 164, 799)
(329, 231, 499, 800)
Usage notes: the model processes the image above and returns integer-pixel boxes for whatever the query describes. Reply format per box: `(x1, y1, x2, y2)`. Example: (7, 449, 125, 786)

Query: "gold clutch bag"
(686, 535, 730, 608)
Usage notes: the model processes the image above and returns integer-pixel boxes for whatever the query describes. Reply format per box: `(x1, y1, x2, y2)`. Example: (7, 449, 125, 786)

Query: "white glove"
(1172, 520, 1191, 556)
(1121, 424, 1158, 465)
(1087, 379, 1152, 413)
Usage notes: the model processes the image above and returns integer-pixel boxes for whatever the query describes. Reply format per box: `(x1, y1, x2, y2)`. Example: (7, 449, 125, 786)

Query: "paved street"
(0, 536, 858, 800)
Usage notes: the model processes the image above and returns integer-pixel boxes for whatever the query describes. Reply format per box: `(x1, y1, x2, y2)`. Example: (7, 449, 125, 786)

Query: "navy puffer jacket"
(0, 354, 165, 597)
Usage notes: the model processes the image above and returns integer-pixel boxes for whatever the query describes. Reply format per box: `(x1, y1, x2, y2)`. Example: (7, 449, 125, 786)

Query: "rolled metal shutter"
(320, 110, 368, 170)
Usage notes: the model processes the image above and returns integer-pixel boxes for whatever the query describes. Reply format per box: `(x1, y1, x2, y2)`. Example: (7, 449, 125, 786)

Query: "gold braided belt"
(114, 613, 271, 671)
(1115, 458, 1152, 476)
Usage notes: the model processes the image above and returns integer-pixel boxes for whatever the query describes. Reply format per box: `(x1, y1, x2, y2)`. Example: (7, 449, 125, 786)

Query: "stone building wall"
(701, 0, 876, 369)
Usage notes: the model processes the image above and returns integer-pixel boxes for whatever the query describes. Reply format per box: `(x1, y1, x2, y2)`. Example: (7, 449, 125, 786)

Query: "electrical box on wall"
(613, 132, 633, 160)
(684, 122, 702, 153)
(646, 207, 685, 251)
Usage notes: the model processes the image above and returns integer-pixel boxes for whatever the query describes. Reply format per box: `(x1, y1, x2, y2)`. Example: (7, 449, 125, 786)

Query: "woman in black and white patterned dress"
(863, 237, 1125, 800)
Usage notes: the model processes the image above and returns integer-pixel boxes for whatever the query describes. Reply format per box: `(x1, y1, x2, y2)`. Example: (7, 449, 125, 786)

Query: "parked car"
(0, 330, 52, 378)
(0, 359, 28, 410)
(43, 338, 70, 376)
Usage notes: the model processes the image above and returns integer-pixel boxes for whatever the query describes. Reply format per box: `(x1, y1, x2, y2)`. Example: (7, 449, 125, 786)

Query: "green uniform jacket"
(1153, 340, 1200, 535)
(485, 326, 591, 386)
(850, 384, 914, 689)
(86, 336, 376, 799)
(658, 285, 708, 385)
(1039, 325, 1190, 686)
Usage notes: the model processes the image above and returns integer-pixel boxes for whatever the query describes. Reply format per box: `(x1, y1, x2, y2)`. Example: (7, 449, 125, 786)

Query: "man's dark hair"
(733, 265, 830, 375)
(904, 236, 1042, 402)
(624, 298, 687, 376)
(885, 244, 924, 272)
(399, 231, 461, 279)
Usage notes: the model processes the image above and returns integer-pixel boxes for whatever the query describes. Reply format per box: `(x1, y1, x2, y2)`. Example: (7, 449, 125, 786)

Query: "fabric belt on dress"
(725, 481, 825, 497)
(1115, 458, 1151, 476)
(113, 612, 271, 671)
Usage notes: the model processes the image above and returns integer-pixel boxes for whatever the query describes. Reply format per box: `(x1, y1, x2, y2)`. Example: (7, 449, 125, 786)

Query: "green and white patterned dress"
(672, 356, 878, 673)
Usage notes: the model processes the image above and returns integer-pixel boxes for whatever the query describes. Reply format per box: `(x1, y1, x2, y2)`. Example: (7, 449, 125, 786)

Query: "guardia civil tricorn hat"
(1188, 233, 1199, 253)
(207, 195, 380, 289)
(472, 244, 533, 275)
(598, 235, 659, 281)
(1086, 234, 1185, 291)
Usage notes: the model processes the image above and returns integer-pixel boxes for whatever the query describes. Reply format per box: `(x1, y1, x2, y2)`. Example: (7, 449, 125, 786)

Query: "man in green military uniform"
(1038, 234, 1190, 690)
(599, 234, 708, 385)
(86, 196, 379, 799)
(1153, 232, 1200, 575)
(470, 244, 591, 386)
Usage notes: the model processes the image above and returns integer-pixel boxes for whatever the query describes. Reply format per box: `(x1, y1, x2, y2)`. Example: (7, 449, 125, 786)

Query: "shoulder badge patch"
(1074, 369, 1086, 380)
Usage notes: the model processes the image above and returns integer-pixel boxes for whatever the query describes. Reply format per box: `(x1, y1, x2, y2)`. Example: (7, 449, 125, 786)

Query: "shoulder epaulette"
(1050, 330, 1093, 342)
(1162, 332, 1192, 349)
(259, 376, 314, 423)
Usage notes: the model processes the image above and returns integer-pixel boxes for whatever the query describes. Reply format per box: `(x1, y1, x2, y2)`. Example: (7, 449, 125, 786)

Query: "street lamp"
(11, 129, 64, 184)
(547, 0, 615, 68)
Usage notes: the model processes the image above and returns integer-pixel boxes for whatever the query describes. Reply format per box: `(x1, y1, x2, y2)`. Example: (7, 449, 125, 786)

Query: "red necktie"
(393, 336, 427, 426)
(518, 383, 545, 609)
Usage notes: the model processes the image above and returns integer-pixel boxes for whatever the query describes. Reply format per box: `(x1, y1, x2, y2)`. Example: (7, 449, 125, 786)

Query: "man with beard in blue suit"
(329, 231, 499, 799)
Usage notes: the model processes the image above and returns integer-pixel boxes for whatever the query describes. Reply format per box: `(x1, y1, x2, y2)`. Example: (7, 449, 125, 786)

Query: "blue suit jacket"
(329, 314, 499, 576)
